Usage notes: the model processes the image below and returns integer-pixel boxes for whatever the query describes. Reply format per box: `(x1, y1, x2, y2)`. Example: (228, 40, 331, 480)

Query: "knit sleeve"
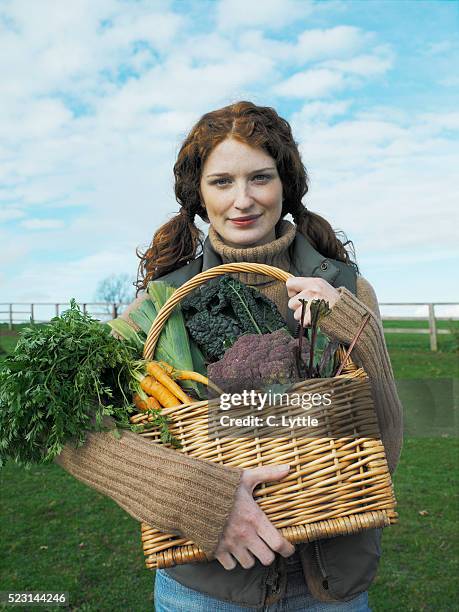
(319, 276, 404, 475)
(54, 293, 243, 558)
(54, 427, 242, 557)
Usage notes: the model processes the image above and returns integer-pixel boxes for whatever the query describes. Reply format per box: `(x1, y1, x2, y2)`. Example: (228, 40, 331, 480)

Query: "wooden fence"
(379, 302, 458, 351)
(0, 302, 125, 327)
(0, 301, 458, 352)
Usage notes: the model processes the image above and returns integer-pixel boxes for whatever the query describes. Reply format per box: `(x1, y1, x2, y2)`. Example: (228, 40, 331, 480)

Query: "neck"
(207, 219, 297, 285)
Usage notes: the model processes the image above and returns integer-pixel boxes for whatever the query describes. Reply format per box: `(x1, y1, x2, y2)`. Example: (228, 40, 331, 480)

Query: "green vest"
(152, 229, 381, 607)
(154, 230, 356, 338)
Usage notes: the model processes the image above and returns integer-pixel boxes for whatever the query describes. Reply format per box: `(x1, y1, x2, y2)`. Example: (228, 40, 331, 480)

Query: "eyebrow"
(206, 166, 276, 178)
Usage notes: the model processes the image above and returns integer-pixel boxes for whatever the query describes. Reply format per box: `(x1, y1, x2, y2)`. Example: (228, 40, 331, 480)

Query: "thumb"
(248, 464, 290, 489)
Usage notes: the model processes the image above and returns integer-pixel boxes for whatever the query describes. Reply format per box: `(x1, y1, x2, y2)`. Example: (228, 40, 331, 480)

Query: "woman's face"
(199, 137, 283, 248)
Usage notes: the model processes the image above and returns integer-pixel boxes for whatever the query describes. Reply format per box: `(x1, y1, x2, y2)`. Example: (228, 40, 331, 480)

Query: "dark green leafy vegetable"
(0, 300, 179, 467)
(181, 275, 288, 361)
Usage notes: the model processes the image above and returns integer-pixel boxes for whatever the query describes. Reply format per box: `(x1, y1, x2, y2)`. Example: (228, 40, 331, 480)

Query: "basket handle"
(143, 263, 292, 359)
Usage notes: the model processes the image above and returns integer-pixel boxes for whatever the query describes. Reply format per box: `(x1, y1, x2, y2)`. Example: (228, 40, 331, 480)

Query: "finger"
(288, 294, 310, 310)
(246, 536, 276, 566)
(294, 305, 311, 326)
(246, 464, 290, 490)
(231, 547, 256, 570)
(215, 551, 237, 571)
(285, 276, 312, 297)
(256, 516, 295, 558)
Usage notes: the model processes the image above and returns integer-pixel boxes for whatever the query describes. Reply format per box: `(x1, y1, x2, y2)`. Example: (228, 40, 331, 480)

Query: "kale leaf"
(181, 275, 288, 362)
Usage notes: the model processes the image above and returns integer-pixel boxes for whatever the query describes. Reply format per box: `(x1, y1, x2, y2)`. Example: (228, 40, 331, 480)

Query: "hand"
(286, 276, 340, 326)
(214, 464, 295, 570)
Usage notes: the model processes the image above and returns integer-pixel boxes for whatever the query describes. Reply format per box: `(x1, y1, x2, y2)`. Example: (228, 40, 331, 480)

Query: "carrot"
(133, 393, 161, 412)
(174, 370, 225, 396)
(146, 396, 162, 410)
(146, 361, 192, 404)
(157, 360, 225, 396)
(133, 393, 148, 411)
(140, 375, 182, 408)
(157, 361, 174, 375)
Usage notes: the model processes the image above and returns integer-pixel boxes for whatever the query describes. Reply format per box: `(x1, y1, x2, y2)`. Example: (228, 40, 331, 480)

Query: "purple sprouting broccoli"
(207, 328, 311, 394)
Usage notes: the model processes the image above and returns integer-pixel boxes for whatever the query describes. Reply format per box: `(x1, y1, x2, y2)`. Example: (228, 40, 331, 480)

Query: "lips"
(230, 214, 261, 221)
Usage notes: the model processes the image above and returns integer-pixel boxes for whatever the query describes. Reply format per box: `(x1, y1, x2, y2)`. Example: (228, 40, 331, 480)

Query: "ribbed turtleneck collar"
(207, 219, 296, 285)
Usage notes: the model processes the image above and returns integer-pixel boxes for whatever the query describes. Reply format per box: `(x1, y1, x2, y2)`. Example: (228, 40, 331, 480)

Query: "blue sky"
(1, 0, 458, 318)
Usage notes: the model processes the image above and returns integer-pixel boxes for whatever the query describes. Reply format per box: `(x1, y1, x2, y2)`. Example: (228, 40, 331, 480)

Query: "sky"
(1, 0, 458, 321)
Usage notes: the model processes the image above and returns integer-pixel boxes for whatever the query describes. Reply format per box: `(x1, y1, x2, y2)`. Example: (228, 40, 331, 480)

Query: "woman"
(56, 101, 403, 611)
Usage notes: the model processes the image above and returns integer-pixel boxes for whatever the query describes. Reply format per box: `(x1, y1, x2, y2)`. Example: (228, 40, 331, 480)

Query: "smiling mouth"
(230, 214, 261, 222)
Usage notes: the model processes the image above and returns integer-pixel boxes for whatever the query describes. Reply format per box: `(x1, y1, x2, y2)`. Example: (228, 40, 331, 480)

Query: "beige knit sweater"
(55, 220, 403, 559)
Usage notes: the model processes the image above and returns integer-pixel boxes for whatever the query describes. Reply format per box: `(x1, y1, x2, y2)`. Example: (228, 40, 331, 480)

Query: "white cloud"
(274, 68, 344, 98)
(99, 8, 183, 50)
(426, 40, 454, 56)
(237, 26, 372, 68)
(0, 227, 30, 269)
(290, 100, 350, 121)
(321, 52, 393, 76)
(417, 112, 459, 132)
(289, 108, 459, 258)
(0, 98, 72, 142)
(0, 0, 182, 107)
(5, 247, 138, 304)
(0, 207, 25, 222)
(0, 0, 457, 305)
(296, 25, 369, 61)
(216, 0, 314, 31)
(20, 218, 65, 230)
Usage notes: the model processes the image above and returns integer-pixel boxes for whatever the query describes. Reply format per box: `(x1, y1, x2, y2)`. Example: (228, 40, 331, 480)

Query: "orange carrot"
(133, 393, 161, 412)
(133, 393, 148, 411)
(174, 370, 225, 396)
(146, 396, 162, 410)
(140, 376, 181, 408)
(158, 362, 225, 397)
(146, 361, 192, 404)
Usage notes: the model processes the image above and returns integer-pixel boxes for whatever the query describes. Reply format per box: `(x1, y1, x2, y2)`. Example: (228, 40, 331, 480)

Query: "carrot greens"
(0, 301, 142, 467)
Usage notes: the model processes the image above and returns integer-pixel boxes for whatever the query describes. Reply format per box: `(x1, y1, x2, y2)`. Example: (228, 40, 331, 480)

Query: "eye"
(211, 177, 232, 186)
(252, 174, 272, 182)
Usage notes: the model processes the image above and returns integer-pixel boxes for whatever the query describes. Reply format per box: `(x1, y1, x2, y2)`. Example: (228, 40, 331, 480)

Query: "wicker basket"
(131, 263, 398, 569)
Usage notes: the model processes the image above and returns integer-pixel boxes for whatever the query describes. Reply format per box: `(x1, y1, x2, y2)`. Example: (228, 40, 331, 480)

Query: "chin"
(226, 229, 267, 247)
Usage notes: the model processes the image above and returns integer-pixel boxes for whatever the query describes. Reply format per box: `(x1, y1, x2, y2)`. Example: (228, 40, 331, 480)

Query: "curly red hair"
(135, 101, 358, 293)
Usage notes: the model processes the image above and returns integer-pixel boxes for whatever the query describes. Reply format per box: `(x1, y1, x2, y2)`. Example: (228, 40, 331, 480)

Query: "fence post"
(9, 304, 13, 330)
(55, 304, 59, 317)
(428, 303, 438, 352)
(112, 303, 118, 319)
(30, 303, 35, 324)
(83, 303, 87, 314)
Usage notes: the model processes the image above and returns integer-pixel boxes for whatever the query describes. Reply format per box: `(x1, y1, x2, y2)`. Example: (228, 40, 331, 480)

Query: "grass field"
(1, 321, 458, 611)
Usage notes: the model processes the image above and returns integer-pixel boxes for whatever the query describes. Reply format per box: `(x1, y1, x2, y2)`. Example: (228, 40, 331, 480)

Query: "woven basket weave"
(131, 263, 398, 570)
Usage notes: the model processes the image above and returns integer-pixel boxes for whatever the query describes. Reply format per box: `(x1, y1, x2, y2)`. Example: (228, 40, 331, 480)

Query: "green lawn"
(1, 323, 458, 611)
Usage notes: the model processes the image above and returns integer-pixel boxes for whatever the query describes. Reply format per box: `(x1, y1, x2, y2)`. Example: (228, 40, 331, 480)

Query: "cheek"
(267, 181, 283, 205)
(204, 192, 232, 217)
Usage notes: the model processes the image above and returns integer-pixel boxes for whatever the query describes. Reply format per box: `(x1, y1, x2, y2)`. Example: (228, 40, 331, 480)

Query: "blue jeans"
(154, 554, 371, 611)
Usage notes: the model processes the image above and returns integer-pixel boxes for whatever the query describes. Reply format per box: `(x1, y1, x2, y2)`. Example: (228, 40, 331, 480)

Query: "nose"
(233, 183, 255, 210)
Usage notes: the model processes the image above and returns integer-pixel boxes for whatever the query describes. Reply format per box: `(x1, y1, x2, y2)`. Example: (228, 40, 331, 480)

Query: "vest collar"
(155, 227, 347, 338)
(202, 229, 340, 285)
(200, 229, 341, 336)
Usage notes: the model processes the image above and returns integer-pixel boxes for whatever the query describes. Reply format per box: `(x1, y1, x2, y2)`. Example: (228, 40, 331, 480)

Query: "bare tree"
(95, 273, 135, 316)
